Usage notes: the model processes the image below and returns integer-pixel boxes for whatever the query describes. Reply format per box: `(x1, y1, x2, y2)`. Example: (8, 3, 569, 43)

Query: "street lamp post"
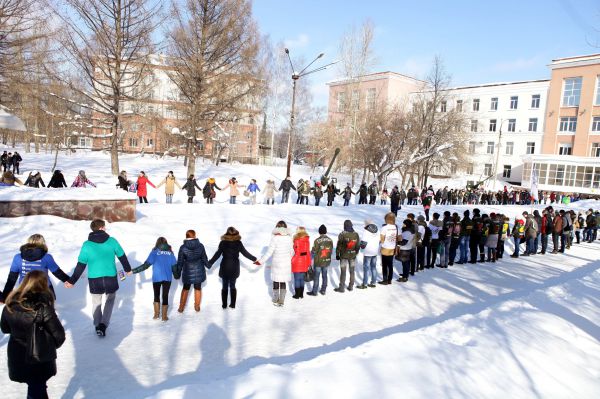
(491, 119, 505, 190)
(284, 48, 337, 178)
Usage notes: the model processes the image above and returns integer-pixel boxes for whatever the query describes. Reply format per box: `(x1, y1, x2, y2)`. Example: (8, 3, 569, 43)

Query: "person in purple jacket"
(0, 234, 70, 303)
(132, 237, 177, 321)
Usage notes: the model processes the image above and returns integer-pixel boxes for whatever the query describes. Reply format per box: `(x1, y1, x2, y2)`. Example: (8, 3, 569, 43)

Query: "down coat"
(176, 239, 210, 285)
(208, 233, 257, 280)
(291, 232, 311, 273)
(156, 176, 181, 195)
(136, 175, 156, 198)
(259, 227, 294, 282)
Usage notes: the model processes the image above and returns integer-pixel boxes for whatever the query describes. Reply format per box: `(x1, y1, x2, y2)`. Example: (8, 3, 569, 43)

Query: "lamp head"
(285, 48, 290, 54)
(318, 53, 324, 58)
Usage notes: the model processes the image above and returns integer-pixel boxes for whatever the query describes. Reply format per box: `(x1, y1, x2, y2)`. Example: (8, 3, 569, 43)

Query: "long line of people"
(1, 207, 599, 397)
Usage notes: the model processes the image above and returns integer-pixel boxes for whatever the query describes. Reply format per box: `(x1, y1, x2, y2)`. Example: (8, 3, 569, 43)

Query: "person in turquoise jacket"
(132, 237, 177, 321)
(66, 219, 131, 337)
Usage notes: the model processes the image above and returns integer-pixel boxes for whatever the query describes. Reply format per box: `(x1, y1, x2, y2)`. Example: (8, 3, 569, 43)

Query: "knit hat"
(318, 225, 327, 234)
(417, 215, 425, 223)
(343, 220, 354, 232)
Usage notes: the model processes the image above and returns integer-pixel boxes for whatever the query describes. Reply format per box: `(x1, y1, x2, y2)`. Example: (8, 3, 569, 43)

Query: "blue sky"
(252, 0, 600, 107)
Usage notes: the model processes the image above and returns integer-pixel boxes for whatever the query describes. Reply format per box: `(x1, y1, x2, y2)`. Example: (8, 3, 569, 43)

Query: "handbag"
(128, 183, 137, 193)
(304, 266, 315, 282)
(243, 190, 250, 197)
(26, 309, 57, 364)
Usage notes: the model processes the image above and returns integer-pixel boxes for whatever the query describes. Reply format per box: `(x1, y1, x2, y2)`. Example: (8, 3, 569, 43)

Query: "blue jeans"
(293, 272, 305, 290)
(440, 238, 451, 266)
(459, 236, 470, 263)
(534, 233, 540, 253)
(526, 237, 535, 254)
(229, 196, 237, 204)
(513, 237, 520, 256)
(362, 256, 377, 285)
(311, 266, 328, 294)
(344, 198, 350, 206)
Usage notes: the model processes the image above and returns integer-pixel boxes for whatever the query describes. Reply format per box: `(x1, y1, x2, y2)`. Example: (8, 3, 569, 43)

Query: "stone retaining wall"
(0, 199, 136, 222)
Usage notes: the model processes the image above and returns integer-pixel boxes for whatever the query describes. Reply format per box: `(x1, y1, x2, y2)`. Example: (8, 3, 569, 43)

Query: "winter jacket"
(1, 292, 65, 384)
(524, 216, 538, 239)
(136, 176, 155, 198)
(202, 180, 221, 199)
(291, 233, 311, 273)
(176, 238, 209, 285)
(182, 178, 201, 197)
(343, 186, 354, 200)
(259, 227, 294, 282)
(247, 182, 260, 194)
(278, 179, 296, 192)
(429, 220, 443, 240)
(368, 184, 379, 196)
(132, 244, 177, 282)
(553, 215, 564, 233)
(299, 181, 311, 196)
(156, 176, 181, 195)
(71, 174, 96, 188)
(224, 180, 242, 197)
(69, 231, 131, 294)
(117, 174, 130, 191)
(313, 185, 323, 198)
(47, 172, 67, 188)
(362, 224, 380, 257)
(24, 173, 45, 188)
(380, 224, 398, 256)
(264, 182, 278, 198)
(311, 234, 333, 267)
(208, 233, 256, 280)
(2, 244, 69, 300)
(336, 228, 360, 260)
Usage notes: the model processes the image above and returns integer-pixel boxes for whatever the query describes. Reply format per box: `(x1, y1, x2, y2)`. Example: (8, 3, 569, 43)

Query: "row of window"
(470, 118, 538, 133)
(558, 116, 600, 133)
(468, 141, 536, 155)
(523, 163, 600, 189)
(336, 88, 377, 112)
(465, 163, 511, 178)
(443, 94, 541, 113)
(561, 76, 600, 107)
(128, 138, 154, 148)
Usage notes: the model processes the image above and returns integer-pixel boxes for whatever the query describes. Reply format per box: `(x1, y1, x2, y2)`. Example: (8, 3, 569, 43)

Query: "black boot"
(299, 287, 304, 299)
(292, 288, 301, 299)
(229, 289, 237, 308)
(221, 289, 228, 309)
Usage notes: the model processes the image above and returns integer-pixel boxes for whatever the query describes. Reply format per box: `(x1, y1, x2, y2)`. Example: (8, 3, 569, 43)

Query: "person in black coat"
(181, 174, 201, 203)
(24, 170, 45, 188)
(175, 230, 209, 313)
(117, 170, 131, 191)
(47, 170, 68, 188)
(208, 227, 258, 309)
(1, 270, 66, 399)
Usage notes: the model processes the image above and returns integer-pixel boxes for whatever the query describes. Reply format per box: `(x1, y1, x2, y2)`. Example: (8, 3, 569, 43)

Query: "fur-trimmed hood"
(221, 233, 241, 241)
(19, 243, 47, 261)
(293, 231, 309, 240)
(272, 227, 291, 236)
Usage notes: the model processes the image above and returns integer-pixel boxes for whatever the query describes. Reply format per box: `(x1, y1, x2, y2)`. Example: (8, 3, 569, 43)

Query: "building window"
(484, 163, 492, 176)
(351, 90, 359, 111)
(562, 77, 582, 107)
(531, 94, 540, 109)
(336, 92, 346, 112)
(456, 100, 463, 111)
(490, 97, 498, 111)
(450, 163, 457, 174)
(489, 119, 497, 132)
(472, 99, 480, 111)
(468, 141, 476, 154)
(470, 119, 478, 132)
(510, 96, 518, 110)
(505, 141, 514, 155)
(146, 138, 153, 147)
(526, 142, 535, 154)
(440, 101, 447, 112)
(558, 143, 572, 155)
(592, 116, 600, 132)
(467, 163, 474, 175)
(559, 116, 577, 132)
(596, 77, 600, 105)
(528, 118, 538, 132)
(129, 137, 138, 148)
(79, 137, 92, 148)
(591, 143, 600, 157)
(486, 141, 494, 154)
(507, 119, 516, 132)
(366, 88, 376, 110)
(503, 165, 512, 178)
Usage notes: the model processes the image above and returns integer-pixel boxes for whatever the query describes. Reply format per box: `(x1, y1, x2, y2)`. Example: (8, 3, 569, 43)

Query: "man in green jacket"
(307, 225, 333, 296)
(334, 220, 360, 293)
(66, 219, 131, 337)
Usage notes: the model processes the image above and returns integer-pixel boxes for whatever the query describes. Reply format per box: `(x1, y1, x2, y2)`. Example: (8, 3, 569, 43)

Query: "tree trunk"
(186, 138, 196, 176)
(110, 114, 120, 175)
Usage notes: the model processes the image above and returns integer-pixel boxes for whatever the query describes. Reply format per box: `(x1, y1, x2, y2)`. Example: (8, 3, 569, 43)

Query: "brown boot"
(178, 289, 189, 313)
(194, 289, 202, 312)
(161, 305, 169, 321)
(153, 302, 160, 319)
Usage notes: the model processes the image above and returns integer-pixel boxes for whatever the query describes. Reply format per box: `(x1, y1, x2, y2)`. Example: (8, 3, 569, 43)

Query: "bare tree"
(336, 19, 377, 184)
(51, 0, 161, 174)
(165, 0, 261, 175)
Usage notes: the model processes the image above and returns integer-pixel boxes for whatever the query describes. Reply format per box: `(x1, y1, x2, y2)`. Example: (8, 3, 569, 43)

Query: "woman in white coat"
(258, 220, 294, 306)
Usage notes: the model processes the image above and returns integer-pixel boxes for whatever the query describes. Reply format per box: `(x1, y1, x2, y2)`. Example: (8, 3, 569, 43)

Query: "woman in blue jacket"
(175, 230, 210, 313)
(1, 234, 70, 303)
(133, 237, 177, 321)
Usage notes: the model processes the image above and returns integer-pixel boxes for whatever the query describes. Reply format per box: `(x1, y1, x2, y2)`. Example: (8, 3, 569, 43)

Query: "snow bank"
(0, 186, 136, 201)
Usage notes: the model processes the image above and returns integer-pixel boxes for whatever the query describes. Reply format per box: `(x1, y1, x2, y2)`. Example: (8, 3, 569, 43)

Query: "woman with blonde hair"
(1, 270, 66, 398)
(1, 234, 70, 302)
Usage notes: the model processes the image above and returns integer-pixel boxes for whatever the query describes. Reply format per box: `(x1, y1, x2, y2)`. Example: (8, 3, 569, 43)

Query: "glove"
(253, 260, 261, 265)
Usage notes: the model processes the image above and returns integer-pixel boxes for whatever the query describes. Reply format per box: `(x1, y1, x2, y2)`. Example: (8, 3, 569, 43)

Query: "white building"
(442, 79, 550, 185)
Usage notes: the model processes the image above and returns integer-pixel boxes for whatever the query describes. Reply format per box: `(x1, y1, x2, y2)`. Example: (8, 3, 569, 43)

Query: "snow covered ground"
(1, 149, 599, 398)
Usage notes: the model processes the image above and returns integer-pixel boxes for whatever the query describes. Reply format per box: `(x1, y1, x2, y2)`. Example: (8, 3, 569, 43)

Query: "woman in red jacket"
(291, 226, 311, 299)
(137, 171, 156, 203)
